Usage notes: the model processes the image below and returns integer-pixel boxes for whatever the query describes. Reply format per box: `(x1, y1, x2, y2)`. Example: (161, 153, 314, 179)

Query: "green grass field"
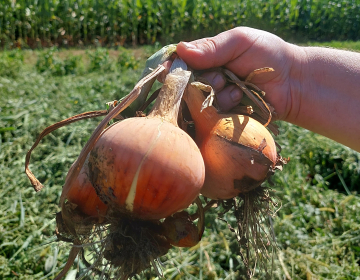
(0, 42, 359, 279)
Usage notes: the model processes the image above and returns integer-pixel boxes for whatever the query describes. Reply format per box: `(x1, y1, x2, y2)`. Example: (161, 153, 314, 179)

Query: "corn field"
(1, 0, 360, 48)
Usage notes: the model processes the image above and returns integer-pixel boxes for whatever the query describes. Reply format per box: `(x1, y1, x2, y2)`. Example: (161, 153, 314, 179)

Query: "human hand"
(161, 27, 303, 122)
(159, 27, 360, 151)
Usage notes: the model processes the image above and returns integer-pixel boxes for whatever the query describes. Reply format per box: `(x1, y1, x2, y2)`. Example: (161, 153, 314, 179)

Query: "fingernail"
(211, 74, 224, 88)
(212, 74, 225, 90)
(230, 88, 242, 103)
(182, 42, 197, 49)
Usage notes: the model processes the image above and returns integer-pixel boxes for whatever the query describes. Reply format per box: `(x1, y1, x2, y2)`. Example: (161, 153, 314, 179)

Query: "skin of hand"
(163, 27, 360, 152)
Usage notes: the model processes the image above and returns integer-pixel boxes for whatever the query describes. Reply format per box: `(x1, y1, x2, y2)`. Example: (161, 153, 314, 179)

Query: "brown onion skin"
(88, 117, 205, 220)
(66, 162, 108, 218)
(184, 84, 278, 200)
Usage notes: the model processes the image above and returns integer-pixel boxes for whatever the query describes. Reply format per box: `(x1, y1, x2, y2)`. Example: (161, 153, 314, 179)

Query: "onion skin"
(88, 117, 205, 220)
(184, 83, 278, 200)
(66, 161, 108, 218)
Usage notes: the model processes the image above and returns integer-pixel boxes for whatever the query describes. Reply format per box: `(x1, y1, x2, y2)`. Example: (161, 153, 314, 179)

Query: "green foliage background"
(1, 0, 360, 48)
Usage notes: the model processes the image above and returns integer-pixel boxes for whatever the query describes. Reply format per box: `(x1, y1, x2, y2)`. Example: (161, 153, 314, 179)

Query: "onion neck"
(183, 84, 221, 143)
(148, 70, 191, 126)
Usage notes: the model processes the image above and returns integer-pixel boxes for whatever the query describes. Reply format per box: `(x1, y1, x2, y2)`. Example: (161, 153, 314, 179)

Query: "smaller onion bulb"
(184, 83, 279, 200)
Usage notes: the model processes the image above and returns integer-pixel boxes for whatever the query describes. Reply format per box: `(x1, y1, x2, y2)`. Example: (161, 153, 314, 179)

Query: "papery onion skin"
(184, 84, 278, 200)
(88, 117, 205, 220)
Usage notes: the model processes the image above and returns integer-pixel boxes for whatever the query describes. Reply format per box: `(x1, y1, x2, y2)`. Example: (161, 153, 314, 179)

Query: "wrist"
(285, 44, 309, 124)
(284, 46, 360, 151)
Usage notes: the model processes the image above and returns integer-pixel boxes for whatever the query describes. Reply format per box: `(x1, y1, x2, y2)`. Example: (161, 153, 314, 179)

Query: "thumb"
(176, 28, 253, 70)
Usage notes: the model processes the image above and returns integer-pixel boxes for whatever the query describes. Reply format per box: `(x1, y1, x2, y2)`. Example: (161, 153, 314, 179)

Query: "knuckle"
(202, 38, 217, 54)
(200, 38, 219, 67)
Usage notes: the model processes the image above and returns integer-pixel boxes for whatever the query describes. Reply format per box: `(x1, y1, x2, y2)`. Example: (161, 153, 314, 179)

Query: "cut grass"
(0, 43, 359, 279)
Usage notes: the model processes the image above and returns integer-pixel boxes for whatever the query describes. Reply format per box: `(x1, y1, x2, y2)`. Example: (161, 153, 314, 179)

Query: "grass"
(0, 42, 359, 279)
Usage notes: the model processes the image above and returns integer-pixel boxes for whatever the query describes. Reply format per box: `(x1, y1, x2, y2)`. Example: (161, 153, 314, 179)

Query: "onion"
(65, 156, 108, 218)
(184, 83, 279, 200)
(161, 198, 204, 247)
(25, 57, 208, 278)
(87, 69, 205, 220)
(162, 211, 200, 247)
(54, 65, 206, 279)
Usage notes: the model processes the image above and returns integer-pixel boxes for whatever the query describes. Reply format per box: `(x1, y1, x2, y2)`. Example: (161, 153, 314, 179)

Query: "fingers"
(158, 61, 243, 112)
(216, 85, 243, 112)
(158, 38, 243, 112)
(158, 27, 291, 117)
(160, 26, 263, 82)
(201, 72, 243, 111)
(176, 27, 256, 70)
(200, 72, 226, 92)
